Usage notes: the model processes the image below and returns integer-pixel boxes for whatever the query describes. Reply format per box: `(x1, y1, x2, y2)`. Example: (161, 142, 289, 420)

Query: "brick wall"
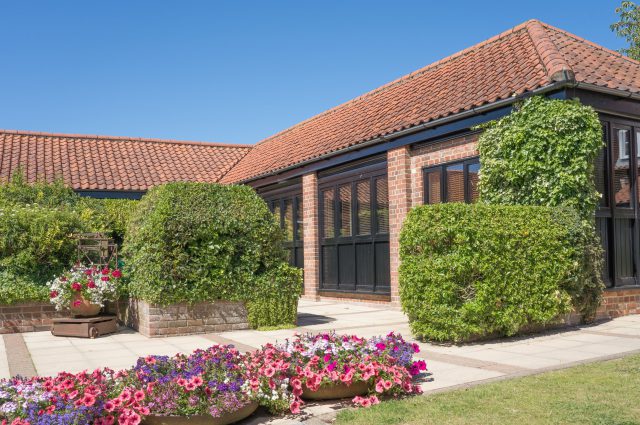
(302, 172, 320, 299)
(387, 146, 413, 305)
(0, 302, 63, 334)
(409, 133, 479, 206)
(597, 288, 640, 320)
(113, 299, 249, 338)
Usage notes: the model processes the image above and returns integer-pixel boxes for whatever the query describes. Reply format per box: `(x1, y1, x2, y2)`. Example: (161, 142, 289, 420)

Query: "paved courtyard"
(1, 299, 640, 423)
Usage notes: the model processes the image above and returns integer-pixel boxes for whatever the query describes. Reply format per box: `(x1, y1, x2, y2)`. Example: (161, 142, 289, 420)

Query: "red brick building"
(2, 20, 640, 317)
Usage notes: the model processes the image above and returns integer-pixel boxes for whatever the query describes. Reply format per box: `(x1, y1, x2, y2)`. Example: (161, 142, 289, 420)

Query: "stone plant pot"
(69, 293, 101, 317)
(143, 402, 259, 425)
(302, 381, 369, 400)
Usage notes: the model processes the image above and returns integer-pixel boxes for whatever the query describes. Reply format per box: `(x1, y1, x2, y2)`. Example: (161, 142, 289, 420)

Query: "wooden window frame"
(423, 157, 480, 204)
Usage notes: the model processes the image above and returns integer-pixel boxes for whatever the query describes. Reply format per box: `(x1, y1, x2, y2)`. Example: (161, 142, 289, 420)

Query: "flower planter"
(302, 381, 369, 401)
(143, 402, 258, 425)
(70, 293, 101, 317)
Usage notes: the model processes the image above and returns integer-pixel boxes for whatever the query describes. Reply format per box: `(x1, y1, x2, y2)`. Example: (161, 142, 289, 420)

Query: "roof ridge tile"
(0, 129, 253, 149)
(539, 20, 640, 67)
(525, 19, 574, 82)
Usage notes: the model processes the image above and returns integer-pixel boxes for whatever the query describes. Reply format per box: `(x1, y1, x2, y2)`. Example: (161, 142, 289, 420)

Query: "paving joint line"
(580, 329, 640, 339)
(415, 349, 529, 374)
(295, 321, 409, 333)
(3, 334, 37, 378)
(202, 333, 258, 353)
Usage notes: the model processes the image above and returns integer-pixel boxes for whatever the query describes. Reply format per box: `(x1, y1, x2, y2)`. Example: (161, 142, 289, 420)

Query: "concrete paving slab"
(0, 338, 9, 380)
(2, 300, 640, 425)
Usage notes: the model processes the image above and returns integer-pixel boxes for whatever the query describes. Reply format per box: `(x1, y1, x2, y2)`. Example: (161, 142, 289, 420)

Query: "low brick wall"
(0, 302, 63, 334)
(597, 288, 640, 320)
(112, 299, 250, 337)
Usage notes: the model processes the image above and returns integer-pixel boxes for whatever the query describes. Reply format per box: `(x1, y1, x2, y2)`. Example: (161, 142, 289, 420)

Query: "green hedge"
(400, 204, 594, 342)
(0, 172, 77, 208)
(78, 198, 139, 245)
(123, 182, 302, 328)
(0, 205, 86, 304)
(0, 172, 138, 304)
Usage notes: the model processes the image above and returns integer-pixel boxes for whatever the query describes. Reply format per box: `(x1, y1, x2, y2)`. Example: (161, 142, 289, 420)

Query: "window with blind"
(423, 158, 480, 204)
(318, 159, 390, 295)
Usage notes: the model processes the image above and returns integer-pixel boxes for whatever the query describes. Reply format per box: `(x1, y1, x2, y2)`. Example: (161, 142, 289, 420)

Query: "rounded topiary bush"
(399, 203, 594, 342)
(123, 182, 302, 327)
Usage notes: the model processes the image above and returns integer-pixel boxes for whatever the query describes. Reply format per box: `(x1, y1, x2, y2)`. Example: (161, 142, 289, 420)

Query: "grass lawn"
(336, 354, 640, 425)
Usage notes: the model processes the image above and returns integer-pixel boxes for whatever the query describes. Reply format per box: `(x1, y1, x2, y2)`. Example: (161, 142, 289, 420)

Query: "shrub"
(0, 205, 85, 292)
(476, 96, 605, 319)
(246, 264, 303, 329)
(0, 271, 49, 304)
(78, 198, 138, 245)
(0, 171, 78, 208)
(399, 203, 593, 342)
(123, 182, 302, 327)
(0, 174, 136, 304)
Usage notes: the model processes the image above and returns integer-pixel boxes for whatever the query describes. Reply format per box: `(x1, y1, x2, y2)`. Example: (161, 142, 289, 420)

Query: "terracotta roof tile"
(0, 130, 252, 191)
(221, 19, 640, 183)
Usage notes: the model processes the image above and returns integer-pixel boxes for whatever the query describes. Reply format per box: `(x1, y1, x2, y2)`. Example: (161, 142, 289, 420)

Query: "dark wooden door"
(318, 158, 390, 295)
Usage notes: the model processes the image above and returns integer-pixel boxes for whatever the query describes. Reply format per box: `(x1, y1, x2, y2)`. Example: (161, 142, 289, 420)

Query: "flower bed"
(0, 332, 427, 424)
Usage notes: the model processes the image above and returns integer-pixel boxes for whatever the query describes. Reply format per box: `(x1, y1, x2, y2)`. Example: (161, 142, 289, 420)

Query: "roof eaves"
(233, 79, 570, 185)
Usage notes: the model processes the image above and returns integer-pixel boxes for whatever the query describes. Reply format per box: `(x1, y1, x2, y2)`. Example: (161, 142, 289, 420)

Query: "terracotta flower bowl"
(301, 381, 369, 401)
(70, 293, 101, 317)
(143, 402, 259, 425)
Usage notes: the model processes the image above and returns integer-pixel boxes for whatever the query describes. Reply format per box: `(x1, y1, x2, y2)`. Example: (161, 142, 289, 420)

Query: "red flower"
(112, 269, 122, 279)
(71, 282, 82, 291)
(87, 281, 96, 289)
(82, 393, 96, 406)
(49, 290, 58, 298)
(101, 268, 110, 276)
(101, 276, 110, 282)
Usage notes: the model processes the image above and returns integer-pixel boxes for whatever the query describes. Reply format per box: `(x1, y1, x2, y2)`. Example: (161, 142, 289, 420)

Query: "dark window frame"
(318, 160, 390, 295)
(423, 157, 480, 204)
(259, 182, 304, 270)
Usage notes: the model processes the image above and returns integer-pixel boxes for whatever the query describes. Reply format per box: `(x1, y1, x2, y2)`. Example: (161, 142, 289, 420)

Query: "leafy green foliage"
(611, 1, 640, 61)
(400, 204, 594, 342)
(123, 182, 302, 328)
(477, 97, 603, 220)
(246, 263, 303, 328)
(0, 172, 138, 304)
(0, 205, 86, 303)
(0, 272, 49, 304)
(78, 198, 139, 245)
(476, 96, 604, 321)
(0, 171, 78, 208)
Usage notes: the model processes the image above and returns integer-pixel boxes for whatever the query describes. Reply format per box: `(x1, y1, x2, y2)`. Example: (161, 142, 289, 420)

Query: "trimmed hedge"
(123, 182, 302, 328)
(400, 203, 594, 342)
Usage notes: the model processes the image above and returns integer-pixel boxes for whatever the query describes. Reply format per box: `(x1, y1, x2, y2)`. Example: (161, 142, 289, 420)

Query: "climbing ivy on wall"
(476, 96, 605, 319)
(477, 96, 603, 220)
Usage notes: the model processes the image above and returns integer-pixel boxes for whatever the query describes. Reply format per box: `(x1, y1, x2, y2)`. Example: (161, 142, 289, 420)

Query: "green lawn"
(336, 354, 640, 425)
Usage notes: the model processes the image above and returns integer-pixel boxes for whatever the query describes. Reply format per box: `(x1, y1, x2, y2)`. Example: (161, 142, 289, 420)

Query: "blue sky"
(0, 0, 627, 144)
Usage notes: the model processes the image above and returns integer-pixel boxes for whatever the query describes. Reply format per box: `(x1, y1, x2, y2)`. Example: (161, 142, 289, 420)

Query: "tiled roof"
(222, 19, 640, 183)
(0, 130, 252, 191)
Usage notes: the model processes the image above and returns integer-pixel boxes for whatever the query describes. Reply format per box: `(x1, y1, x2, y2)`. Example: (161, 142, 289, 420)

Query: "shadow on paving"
(297, 313, 337, 326)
